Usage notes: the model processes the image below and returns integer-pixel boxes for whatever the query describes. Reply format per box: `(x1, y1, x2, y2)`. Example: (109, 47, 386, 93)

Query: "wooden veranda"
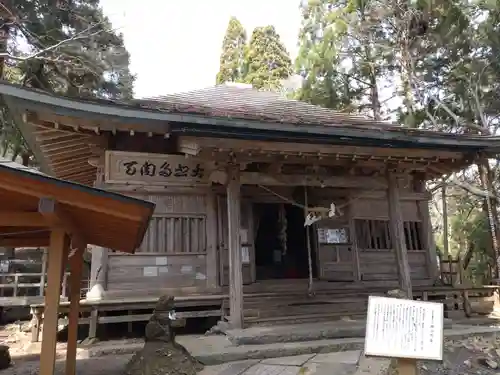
(0, 158, 154, 375)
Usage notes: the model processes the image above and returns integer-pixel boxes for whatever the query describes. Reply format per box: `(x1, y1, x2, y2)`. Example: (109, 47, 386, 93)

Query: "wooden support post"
(346, 198, 361, 281)
(127, 311, 133, 334)
(88, 246, 108, 298)
(88, 308, 99, 338)
(39, 229, 68, 375)
(206, 190, 219, 289)
(66, 246, 85, 375)
(39, 248, 48, 296)
(387, 171, 413, 299)
(13, 275, 18, 297)
(30, 307, 42, 343)
(414, 175, 439, 281)
(227, 166, 243, 329)
(397, 358, 418, 375)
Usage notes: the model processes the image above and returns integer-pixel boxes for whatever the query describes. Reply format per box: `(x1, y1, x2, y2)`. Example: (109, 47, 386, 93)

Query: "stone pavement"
(198, 350, 391, 375)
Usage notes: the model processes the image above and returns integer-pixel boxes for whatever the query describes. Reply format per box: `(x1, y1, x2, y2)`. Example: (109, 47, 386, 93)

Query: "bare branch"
(0, 3, 15, 19)
(1, 23, 107, 63)
(447, 176, 497, 200)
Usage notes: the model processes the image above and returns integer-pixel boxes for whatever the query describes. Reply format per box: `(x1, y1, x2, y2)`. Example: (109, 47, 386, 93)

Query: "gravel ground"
(388, 335, 500, 375)
(0, 324, 136, 375)
(5, 354, 133, 375)
(3, 323, 500, 375)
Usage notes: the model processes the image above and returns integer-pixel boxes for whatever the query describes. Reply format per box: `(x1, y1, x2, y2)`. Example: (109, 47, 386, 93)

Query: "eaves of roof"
(0, 81, 499, 154)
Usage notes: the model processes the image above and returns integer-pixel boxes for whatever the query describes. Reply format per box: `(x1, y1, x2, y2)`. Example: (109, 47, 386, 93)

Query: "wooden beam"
(38, 198, 87, 249)
(0, 237, 50, 247)
(227, 166, 243, 328)
(199, 150, 433, 170)
(386, 170, 413, 298)
(0, 212, 47, 227)
(39, 229, 68, 375)
(178, 136, 465, 160)
(66, 246, 84, 375)
(239, 172, 388, 189)
(0, 176, 146, 223)
(33, 110, 170, 135)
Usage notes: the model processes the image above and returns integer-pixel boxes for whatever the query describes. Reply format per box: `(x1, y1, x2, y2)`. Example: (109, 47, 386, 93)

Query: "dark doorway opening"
(253, 203, 316, 280)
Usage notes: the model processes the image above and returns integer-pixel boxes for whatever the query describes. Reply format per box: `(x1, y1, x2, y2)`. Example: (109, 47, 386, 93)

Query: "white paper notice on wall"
(181, 265, 193, 274)
(143, 266, 158, 277)
(241, 247, 250, 264)
(155, 257, 168, 266)
(195, 272, 207, 280)
(158, 266, 169, 274)
(365, 296, 444, 361)
(240, 229, 248, 244)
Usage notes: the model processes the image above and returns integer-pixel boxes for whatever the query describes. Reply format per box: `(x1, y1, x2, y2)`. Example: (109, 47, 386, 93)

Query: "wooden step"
(248, 304, 368, 320)
(246, 312, 367, 326)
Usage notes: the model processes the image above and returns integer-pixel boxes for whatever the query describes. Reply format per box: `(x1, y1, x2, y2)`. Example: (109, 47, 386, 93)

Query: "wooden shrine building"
(0, 157, 154, 375)
(1, 81, 499, 329)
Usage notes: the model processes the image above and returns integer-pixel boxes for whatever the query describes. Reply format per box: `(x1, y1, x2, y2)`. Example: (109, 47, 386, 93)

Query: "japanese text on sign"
(364, 296, 443, 361)
(122, 160, 204, 178)
(104, 151, 208, 185)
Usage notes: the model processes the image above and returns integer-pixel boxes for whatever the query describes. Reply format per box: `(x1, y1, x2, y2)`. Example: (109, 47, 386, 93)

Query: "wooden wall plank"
(107, 254, 207, 291)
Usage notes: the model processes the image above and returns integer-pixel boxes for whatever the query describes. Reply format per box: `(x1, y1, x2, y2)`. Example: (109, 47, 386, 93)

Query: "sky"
(100, 0, 302, 98)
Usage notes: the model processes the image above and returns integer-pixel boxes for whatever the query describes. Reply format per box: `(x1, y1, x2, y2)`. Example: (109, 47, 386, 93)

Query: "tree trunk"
(442, 182, 449, 257)
(478, 158, 500, 279)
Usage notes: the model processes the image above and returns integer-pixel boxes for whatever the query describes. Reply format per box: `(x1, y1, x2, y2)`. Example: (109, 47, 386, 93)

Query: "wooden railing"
(439, 254, 466, 286)
(0, 272, 90, 299)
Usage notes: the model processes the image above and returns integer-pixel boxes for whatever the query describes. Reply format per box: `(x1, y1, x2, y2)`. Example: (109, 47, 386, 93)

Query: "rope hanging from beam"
(304, 186, 315, 296)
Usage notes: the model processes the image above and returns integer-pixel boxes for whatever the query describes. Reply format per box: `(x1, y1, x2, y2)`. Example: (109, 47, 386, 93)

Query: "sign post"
(364, 296, 444, 374)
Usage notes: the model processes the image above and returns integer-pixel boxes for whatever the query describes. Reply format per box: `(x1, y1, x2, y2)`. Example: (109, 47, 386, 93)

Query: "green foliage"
(243, 26, 292, 90)
(216, 17, 247, 84)
(447, 193, 493, 285)
(11, 0, 134, 99)
(294, 0, 500, 281)
(294, 0, 392, 115)
(215, 19, 292, 90)
(0, 0, 135, 164)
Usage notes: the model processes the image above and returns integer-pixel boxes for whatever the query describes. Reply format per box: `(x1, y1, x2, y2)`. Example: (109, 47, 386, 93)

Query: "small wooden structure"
(1, 82, 500, 329)
(0, 157, 154, 375)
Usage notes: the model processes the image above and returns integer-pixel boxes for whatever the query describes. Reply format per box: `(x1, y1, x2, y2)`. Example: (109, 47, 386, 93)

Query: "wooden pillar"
(40, 229, 68, 375)
(346, 199, 361, 281)
(87, 245, 108, 298)
(414, 175, 439, 281)
(206, 190, 219, 289)
(66, 246, 84, 375)
(39, 248, 48, 296)
(386, 171, 413, 299)
(227, 166, 243, 328)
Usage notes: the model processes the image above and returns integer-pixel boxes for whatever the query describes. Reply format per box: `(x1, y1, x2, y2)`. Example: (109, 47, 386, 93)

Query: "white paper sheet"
(143, 266, 158, 277)
(364, 296, 444, 361)
(155, 257, 168, 266)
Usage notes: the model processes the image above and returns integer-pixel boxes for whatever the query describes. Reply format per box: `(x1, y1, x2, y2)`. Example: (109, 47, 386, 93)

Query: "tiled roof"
(135, 84, 394, 129)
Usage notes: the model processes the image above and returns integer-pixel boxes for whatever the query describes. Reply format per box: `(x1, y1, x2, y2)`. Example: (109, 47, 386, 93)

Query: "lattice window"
(355, 219, 391, 250)
(404, 221, 424, 251)
(355, 219, 424, 251)
(138, 214, 207, 253)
